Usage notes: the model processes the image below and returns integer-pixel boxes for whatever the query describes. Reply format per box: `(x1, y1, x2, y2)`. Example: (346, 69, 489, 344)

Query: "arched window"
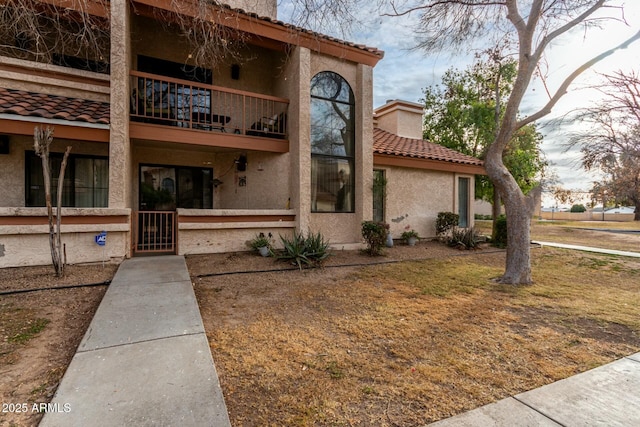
(310, 71, 355, 213)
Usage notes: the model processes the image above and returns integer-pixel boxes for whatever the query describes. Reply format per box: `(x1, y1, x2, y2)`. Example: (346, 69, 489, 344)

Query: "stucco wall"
(0, 135, 109, 208)
(0, 208, 130, 267)
(0, 231, 128, 268)
(214, 151, 290, 210)
(0, 55, 110, 102)
(380, 166, 457, 239)
(223, 0, 277, 19)
(307, 54, 374, 245)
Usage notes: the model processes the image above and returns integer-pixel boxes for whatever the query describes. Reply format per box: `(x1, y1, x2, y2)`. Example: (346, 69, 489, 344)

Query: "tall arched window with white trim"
(310, 71, 355, 212)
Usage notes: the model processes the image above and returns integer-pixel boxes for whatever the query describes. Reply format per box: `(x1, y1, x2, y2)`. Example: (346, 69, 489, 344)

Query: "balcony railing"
(130, 71, 288, 140)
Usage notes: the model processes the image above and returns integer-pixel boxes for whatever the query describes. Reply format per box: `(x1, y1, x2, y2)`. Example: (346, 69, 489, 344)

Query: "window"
(26, 152, 108, 207)
(458, 177, 470, 227)
(310, 72, 355, 213)
(373, 169, 386, 222)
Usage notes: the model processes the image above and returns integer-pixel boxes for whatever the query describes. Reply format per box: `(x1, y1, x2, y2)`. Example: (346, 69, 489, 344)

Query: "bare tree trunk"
(55, 146, 72, 276)
(33, 126, 71, 277)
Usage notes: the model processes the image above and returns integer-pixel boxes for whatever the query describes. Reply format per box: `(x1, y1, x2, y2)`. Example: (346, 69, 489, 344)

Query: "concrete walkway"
(40, 256, 231, 427)
(532, 241, 640, 258)
(428, 352, 640, 426)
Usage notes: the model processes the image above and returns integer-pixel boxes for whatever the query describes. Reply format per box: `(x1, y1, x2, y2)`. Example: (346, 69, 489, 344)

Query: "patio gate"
(134, 211, 176, 255)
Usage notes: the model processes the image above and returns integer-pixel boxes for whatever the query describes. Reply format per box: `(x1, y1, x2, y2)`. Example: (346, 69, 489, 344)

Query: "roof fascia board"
(0, 117, 109, 142)
(132, 0, 382, 66)
(374, 153, 486, 175)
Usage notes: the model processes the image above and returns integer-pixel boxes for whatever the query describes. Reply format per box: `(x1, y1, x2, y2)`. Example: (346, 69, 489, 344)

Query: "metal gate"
(134, 211, 176, 255)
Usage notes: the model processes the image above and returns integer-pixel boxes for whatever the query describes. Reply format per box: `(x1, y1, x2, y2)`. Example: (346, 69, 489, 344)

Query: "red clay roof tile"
(373, 127, 484, 166)
(0, 87, 109, 125)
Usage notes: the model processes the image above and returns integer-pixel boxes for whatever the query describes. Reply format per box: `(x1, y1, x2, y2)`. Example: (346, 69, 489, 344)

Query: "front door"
(135, 165, 177, 254)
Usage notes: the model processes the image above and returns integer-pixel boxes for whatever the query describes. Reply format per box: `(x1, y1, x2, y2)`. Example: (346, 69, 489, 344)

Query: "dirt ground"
(0, 263, 116, 427)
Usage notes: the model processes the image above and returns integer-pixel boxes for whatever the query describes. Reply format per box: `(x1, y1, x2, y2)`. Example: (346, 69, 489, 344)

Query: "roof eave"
(133, 0, 384, 67)
(373, 153, 486, 175)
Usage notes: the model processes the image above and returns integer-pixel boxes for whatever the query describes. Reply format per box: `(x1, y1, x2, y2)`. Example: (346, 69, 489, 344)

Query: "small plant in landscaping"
(247, 232, 274, 256)
(401, 227, 419, 241)
(278, 230, 330, 269)
(448, 227, 481, 250)
(436, 212, 459, 240)
(361, 221, 388, 256)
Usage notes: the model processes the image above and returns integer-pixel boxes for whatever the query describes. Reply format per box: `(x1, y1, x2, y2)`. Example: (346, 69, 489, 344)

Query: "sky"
(280, 1, 640, 206)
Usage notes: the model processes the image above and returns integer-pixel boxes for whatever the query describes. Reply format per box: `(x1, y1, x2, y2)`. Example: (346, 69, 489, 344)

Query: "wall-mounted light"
(257, 162, 264, 171)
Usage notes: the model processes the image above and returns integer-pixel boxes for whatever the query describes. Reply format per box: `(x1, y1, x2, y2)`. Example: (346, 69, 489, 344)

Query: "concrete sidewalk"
(428, 352, 640, 426)
(532, 241, 640, 258)
(40, 256, 231, 427)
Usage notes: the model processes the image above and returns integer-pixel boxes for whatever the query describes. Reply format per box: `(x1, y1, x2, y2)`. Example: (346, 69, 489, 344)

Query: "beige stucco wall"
(214, 151, 290, 210)
(374, 101, 424, 140)
(380, 166, 457, 239)
(0, 207, 130, 268)
(0, 135, 109, 207)
(0, 231, 127, 268)
(177, 209, 295, 255)
(283, 46, 311, 230)
(224, 0, 277, 18)
(0, 55, 110, 102)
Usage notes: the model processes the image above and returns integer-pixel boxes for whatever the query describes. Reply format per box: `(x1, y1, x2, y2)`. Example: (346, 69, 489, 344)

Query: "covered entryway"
(133, 163, 214, 255)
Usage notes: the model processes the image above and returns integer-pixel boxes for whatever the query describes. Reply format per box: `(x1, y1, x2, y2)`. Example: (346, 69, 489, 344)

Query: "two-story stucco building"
(0, 0, 483, 268)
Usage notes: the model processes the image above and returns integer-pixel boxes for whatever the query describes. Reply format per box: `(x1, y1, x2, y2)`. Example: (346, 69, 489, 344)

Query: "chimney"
(373, 100, 424, 140)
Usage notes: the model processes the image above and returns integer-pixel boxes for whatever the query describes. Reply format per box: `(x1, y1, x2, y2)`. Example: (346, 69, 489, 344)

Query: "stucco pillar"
(108, 0, 131, 209)
(287, 46, 311, 232)
(356, 63, 374, 223)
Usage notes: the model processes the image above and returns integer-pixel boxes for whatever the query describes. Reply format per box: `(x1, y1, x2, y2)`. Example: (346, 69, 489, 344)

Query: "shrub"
(493, 215, 508, 248)
(278, 230, 330, 269)
(401, 229, 419, 240)
(361, 221, 388, 256)
(448, 227, 480, 250)
(570, 204, 587, 213)
(436, 212, 459, 239)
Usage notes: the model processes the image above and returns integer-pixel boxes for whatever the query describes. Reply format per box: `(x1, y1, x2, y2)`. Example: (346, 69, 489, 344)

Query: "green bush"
(570, 204, 587, 213)
(248, 232, 273, 252)
(493, 215, 508, 248)
(278, 230, 331, 269)
(436, 212, 459, 238)
(361, 221, 388, 256)
(448, 227, 480, 250)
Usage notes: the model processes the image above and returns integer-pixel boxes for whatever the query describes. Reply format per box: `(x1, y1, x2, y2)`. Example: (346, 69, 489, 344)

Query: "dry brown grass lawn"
(193, 246, 640, 426)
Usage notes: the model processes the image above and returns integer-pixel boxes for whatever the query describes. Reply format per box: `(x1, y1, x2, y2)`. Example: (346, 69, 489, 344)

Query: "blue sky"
(280, 2, 640, 203)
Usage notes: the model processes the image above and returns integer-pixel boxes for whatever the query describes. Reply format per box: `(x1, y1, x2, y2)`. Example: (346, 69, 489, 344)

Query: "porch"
(132, 209, 296, 255)
(129, 71, 289, 153)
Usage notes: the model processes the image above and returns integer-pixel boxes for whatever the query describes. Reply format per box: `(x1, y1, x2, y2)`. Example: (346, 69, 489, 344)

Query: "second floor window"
(310, 71, 355, 213)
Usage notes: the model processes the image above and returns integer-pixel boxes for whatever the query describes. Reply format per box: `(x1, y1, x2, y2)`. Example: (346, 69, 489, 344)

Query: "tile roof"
(0, 87, 110, 125)
(373, 127, 484, 166)
(219, 3, 384, 59)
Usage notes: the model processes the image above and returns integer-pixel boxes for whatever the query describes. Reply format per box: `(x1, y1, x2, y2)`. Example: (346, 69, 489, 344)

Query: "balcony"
(129, 71, 289, 152)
